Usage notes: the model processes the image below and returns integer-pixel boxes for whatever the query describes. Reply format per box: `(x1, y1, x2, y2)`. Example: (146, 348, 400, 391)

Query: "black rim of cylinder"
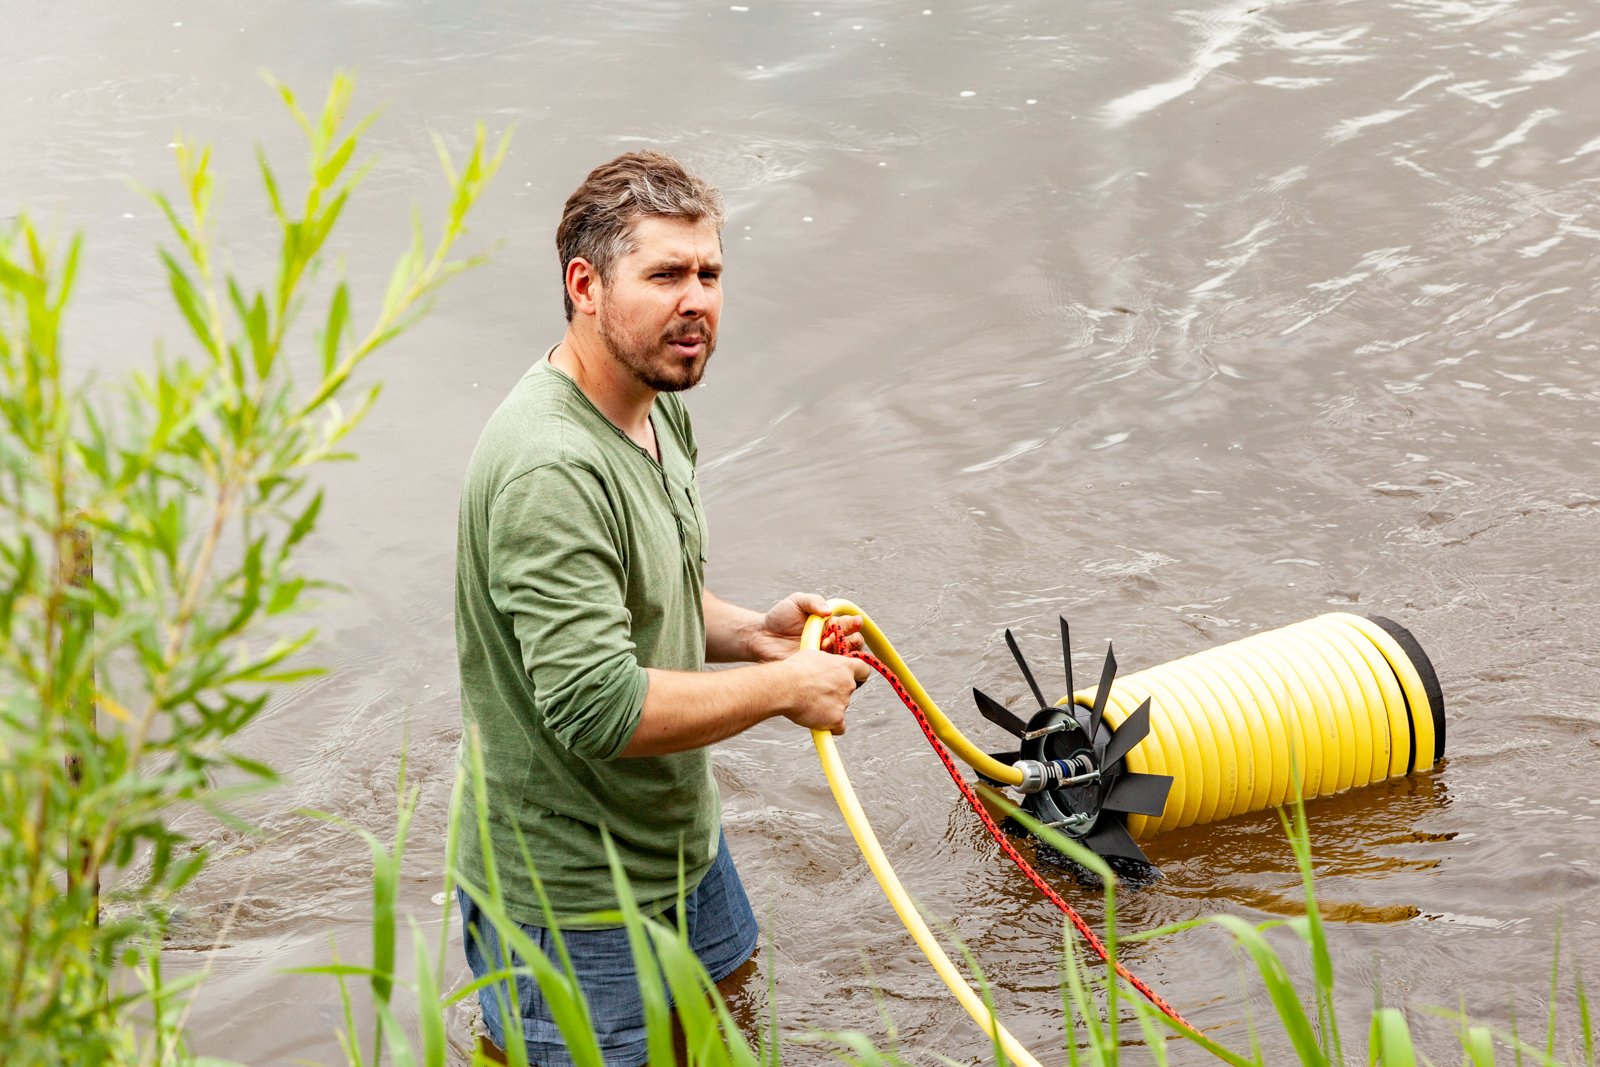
(1365, 615, 1446, 770)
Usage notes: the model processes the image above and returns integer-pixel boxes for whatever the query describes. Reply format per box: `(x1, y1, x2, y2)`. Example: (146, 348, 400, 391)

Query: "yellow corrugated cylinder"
(1065, 613, 1444, 839)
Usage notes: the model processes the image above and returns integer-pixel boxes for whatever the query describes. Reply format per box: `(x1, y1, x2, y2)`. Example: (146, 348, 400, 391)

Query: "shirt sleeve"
(486, 461, 648, 761)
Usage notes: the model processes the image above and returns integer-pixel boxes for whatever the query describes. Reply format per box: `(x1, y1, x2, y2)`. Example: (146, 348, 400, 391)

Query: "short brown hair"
(555, 151, 726, 320)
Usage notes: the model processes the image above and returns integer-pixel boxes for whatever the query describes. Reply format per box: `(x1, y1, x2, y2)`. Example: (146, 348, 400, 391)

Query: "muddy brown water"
(5, 0, 1599, 1062)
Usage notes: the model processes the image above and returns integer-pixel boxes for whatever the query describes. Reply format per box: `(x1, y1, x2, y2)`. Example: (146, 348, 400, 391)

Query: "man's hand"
(631, 592, 873, 754)
(775, 648, 872, 734)
(747, 592, 866, 663)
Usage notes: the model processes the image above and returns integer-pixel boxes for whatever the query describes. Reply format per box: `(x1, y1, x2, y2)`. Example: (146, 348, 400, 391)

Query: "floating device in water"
(974, 612, 1445, 869)
(802, 604, 1446, 1061)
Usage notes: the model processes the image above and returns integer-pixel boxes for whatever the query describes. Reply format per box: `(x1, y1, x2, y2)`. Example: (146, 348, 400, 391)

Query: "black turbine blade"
(1101, 772, 1174, 817)
(972, 687, 1029, 738)
(1004, 629, 1048, 710)
(1058, 616, 1075, 706)
(1087, 643, 1118, 744)
(1082, 819, 1152, 866)
(1101, 697, 1152, 771)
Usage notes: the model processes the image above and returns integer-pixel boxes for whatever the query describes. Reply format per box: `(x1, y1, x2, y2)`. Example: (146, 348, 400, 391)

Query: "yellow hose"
(824, 603, 1024, 786)
(803, 609, 1041, 1067)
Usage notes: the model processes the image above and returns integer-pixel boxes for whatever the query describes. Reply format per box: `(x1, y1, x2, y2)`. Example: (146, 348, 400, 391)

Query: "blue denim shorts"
(458, 829, 759, 1067)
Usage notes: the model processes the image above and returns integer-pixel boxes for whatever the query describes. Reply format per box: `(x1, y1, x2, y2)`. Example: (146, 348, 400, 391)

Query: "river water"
(4, 0, 1598, 1063)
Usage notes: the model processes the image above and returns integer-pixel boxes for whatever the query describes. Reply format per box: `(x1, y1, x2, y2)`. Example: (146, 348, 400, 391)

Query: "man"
(453, 150, 869, 1065)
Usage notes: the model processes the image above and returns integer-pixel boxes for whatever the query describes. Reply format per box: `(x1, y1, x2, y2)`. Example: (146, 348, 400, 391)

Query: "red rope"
(824, 622, 1194, 1032)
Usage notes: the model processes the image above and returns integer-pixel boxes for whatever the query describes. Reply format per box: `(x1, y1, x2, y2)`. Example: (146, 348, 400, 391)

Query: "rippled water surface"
(5, 0, 1599, 1062)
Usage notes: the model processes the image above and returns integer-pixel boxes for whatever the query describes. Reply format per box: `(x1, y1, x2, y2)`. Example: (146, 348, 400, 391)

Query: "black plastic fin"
(1004, 629, 1048, 711)
(1087, 643, 1119, 745)
(1101, 697, 1151, 771)
(1101, 771, 1173, 816)
(1058, 616, 1074, 706)
(1082, 819, 1151, 865)
(973, 687, 1029, 738)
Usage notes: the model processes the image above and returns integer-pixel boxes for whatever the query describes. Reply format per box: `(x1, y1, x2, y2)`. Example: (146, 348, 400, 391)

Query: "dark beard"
(599, 315, 715, 393)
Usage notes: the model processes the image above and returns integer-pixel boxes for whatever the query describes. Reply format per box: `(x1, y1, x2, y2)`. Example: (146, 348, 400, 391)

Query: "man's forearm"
(702, 589, 763, 663)
(622, 603, 870, 756)
(621, 662, 792, 756)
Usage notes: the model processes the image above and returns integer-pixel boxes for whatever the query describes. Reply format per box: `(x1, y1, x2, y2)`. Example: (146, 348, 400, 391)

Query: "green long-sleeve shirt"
(454, 356, 716, 926)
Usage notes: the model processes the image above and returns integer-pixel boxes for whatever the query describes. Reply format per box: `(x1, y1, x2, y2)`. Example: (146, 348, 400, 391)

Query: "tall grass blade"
(1578, 968, 1594, 1066)
(1129, 996, 1171, 1067)
(454, 879, 604, 1067)
(410, 920, 447, 1067)
(1463, 1023, 1498, 1066)
(600, 830, 676, 1067)
(1548, 924, 1562, 1064)
(1205, 913, 1324, 1065)
(1281, 792, 1341, 1066)
(1367, 1007, 1416, 1067)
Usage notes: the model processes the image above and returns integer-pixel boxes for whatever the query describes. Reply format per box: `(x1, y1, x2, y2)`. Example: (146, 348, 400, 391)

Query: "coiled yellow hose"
(1068, 612, 1443, 839)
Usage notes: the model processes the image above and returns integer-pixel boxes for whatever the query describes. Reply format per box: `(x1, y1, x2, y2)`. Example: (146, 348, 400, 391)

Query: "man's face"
(594, 215, 723, 393)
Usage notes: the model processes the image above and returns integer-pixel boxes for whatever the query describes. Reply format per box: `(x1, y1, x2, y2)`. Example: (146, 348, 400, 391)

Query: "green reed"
(0, 73, 501, 1065)
(309, 741, 1593, 1067)
(1024, 799, 1594, 1067)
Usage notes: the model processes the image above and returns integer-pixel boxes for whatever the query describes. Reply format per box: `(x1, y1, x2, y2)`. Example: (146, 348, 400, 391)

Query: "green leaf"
(1578, 968, 1593, 1066)
(1463, 1024, 1497, 1066)
(245, 289, 272, 379)
(454, 879, 602, 1067)
(1367, 1007, 1415, 1067)
(224, 752, 281, 783)
(265, 576, 306, 616)
(286, 962, 387, 979)
(1207, 913, 1325, 1065)
(602, 830, 676, 1067)
(320, 281, 350, 378)
(52, 233, 82, 315)
(283, 488, 324, 557)
(160, 249, 218, 358)
(256, 144, 286, 221)
(316, 134, 358, 189)
(144, 185, 200, 264)
(412, 919, 448, 1067)
(265, 70, 314, 139)
(375, 999, 418, 1067)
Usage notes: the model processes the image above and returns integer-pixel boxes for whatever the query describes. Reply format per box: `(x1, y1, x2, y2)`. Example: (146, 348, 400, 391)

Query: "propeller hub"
(1018, 707, 1106, 838)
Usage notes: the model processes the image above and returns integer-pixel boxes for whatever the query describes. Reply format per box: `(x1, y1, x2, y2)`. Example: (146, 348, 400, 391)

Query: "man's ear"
(567, 258, 601, 318)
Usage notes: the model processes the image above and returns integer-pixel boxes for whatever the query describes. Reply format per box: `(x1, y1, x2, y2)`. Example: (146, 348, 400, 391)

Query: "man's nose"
(678, 279, 714, 316)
